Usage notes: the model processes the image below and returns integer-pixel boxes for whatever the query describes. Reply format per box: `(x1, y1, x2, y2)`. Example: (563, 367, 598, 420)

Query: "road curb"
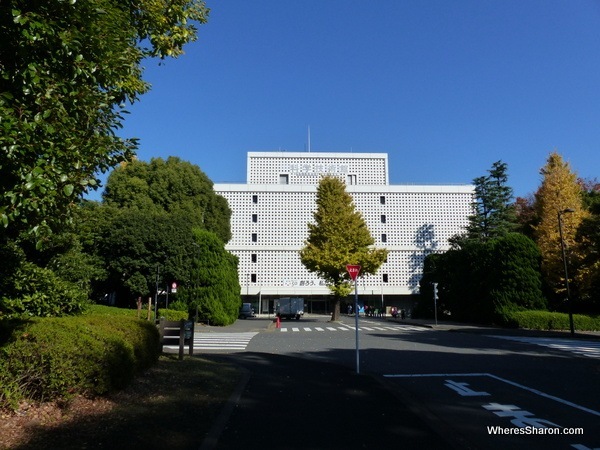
(199, 366, 251, 450)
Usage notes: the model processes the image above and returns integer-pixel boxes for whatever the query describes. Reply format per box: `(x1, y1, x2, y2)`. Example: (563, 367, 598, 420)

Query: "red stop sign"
(346, 265, 361, 281)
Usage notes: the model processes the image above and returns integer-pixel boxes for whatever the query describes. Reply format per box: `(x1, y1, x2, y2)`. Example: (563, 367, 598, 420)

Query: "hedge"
(499, 309, 600, 331)
(157, 308, 189, 321)
(0, 313, 160, 410)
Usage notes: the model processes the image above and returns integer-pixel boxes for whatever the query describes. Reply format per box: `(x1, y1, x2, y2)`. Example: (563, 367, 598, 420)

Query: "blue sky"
(97, 0, 600, 200)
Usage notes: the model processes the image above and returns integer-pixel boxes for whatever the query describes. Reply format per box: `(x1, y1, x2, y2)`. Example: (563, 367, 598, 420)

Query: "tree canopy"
(103, 157, 231, 242)
(419, 233, 545, 323)
(0, 0, 209, 240)
(533, 152, 589, 308)
(300, 176, 387, 321)
(465, 160, 517, 242)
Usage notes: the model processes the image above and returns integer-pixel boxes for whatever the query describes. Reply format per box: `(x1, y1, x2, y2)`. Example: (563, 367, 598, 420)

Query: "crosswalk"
(488, 335, 600, 359)
(278, 324, 427, 333)
(163, 332, 258, 353)
(194, 332, 258, 350)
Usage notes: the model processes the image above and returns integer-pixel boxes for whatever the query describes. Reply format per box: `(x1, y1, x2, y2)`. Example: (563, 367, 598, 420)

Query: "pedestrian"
(347, 304, 353, 315)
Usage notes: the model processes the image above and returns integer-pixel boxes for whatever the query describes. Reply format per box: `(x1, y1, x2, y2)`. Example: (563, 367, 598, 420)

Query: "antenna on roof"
(307, 125, 311, 152)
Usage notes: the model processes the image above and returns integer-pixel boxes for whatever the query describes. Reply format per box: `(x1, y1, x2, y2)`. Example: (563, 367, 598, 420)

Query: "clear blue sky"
(99, 0, 600, 200)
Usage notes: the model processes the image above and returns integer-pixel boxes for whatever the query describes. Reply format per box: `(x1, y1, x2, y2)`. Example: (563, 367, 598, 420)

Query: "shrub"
(499, 310, 600, 331)
(0, 261, 90, 319)
(0, 314, 159, 410)
(167, 300, 188, 312)
(157, 308, 189, 321)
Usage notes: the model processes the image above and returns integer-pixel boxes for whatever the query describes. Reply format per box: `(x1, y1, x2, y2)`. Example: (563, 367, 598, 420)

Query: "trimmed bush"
(157, 308, 189, 321)
(0, 314, 159, 409)
(499, 310, 600, 331)
(0, 261, 90, 320)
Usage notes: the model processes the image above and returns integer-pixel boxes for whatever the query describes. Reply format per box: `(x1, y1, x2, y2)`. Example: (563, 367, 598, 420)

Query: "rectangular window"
(251, 233, 257, 242)
(251, 274, 257, 283)
(382, 274, 389, 283)
(381, 233, 387, 243)
(279, 174, 289, 184)
(347, 174, 357, 185)
(252, 195, 258, 204)
(381, 215, 386, 224)
(380, 196, 386, 205)
(252, 214, 258, 223)
(251, 253, 257, 263)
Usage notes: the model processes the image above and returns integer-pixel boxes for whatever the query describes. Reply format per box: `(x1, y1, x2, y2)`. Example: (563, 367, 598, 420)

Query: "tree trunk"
(330, 296, 341, 322)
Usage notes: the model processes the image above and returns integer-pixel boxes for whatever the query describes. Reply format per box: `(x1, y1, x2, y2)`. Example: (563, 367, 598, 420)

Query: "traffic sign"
(171, 282, 177, 293)
(346, 265, 361, 281)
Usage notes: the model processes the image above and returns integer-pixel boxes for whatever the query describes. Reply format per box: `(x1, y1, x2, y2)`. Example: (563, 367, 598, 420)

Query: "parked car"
(239, 303, 256, 319)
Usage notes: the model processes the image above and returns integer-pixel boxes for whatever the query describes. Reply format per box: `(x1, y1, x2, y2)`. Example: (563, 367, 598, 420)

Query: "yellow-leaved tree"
(533, 152, 590, 309)
(300, 176, 388, 321)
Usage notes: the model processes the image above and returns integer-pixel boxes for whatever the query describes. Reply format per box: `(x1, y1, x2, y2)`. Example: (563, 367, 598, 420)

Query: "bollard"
(276, 316, 281, 328)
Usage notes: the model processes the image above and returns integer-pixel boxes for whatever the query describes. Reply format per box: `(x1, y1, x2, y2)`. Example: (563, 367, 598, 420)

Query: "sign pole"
(433, 282, 438, 326)
(346, 264, 361, 375)
(354, 277, 360, 374)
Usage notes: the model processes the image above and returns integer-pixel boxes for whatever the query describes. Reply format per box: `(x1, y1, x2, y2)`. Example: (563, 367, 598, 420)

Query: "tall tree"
(300, 176, 387, 321)
(419, 233, 544, 323)
(103, 157, 231, 242)
(466, 161, 517, 241)
(533, 152, 589, 309)
(184, 229, 241, 326)
(574, 179, 600, 312)
(0, 0, 209, 240)
(97, 208, 196, 306)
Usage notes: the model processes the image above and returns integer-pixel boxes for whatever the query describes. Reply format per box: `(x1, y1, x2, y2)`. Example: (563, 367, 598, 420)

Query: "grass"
(1, 355, 241, 450)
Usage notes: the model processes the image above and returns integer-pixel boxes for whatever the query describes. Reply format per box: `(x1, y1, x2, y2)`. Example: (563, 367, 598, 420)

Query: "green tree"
(97, 208, 195, 306)
(95, 207, 241, 322)
(183, 229, 241, 326)
(533, 152, 589, 310)
(103, 157, 231, 242)
(419, 233, 544, 323)
(300, 176, 387, 321)
(0, 0, 209, 240)
(575, 180, 600, 312)
(466, 161, 517, 241)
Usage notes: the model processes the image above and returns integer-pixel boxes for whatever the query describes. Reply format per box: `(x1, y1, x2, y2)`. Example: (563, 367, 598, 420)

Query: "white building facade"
(214, 152, 474, 313)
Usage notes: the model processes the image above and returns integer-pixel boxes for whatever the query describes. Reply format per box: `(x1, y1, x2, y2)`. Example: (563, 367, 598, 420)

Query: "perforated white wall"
(215, 152, 474, 296)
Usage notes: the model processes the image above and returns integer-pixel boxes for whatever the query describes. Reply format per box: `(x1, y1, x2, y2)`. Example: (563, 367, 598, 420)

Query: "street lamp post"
(558, 208, 575, 336)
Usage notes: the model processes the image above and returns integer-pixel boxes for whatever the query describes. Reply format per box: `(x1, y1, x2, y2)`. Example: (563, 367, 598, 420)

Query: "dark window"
(252, 214, 258, 223)
(382, 274, 389, 283)
(252, 195, 258, 204)
(279, 174, 289, 184)
(251, 274, 257, 283)
(251, 253, 257, 263)
(381, 234, 387, 243)
(381, 214, 386, 223)
(380, 196, 386, 205)
(251, 233, 257, 242)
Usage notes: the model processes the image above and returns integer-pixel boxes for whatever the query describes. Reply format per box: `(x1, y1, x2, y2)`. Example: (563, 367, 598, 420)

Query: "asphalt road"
(197, 315, 600, 450)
